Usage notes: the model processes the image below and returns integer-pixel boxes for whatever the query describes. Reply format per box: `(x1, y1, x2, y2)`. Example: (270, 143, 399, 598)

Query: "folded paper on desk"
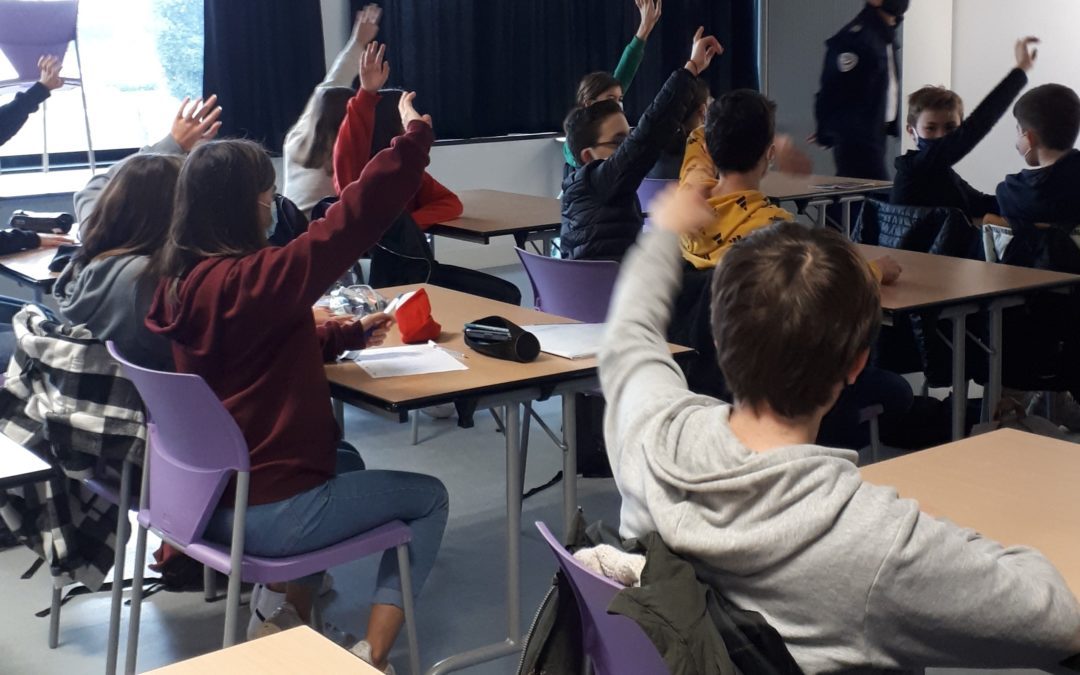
(345, 344, 467, 378)
(521, 323, 606, 360)
(813, 181, 878, 190)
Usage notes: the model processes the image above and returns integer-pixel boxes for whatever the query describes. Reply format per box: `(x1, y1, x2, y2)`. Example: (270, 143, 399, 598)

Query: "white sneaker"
(253, 601, 305, 640)
(349, 639, 397, 674)
(246, 583, 288, 641)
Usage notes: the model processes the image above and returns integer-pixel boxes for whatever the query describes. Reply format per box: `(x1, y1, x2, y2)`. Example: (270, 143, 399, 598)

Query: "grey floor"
(0, 267, 1052, 674)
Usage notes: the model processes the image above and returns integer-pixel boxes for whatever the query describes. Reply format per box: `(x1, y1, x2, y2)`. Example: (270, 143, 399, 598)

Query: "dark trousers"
(832, 139, 889, 180)
(818, 366, 914, 449)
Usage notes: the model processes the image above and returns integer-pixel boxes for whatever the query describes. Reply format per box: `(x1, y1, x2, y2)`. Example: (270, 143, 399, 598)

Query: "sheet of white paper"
(521, 323, 606, 360)
(348, 344, 468, 378)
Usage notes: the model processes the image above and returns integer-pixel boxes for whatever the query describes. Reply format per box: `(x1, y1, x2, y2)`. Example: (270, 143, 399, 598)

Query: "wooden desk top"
(857, 244, 1080, 313)
(144, 626, 379, 674)
(0, 433, 53, 490)
(860, 429, 1080, 596)
(326, 284, 597, 411)
(0, 246, 60, 287)
(427, 189, 561, 242)
(762, 172, 892, 202)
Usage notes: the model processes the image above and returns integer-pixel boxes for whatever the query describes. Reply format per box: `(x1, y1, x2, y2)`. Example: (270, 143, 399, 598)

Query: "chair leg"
(411, 411, 420, 445)
(397, 544, 420, 675)
(519, 403, 532, 500)
(869, 415, 881, 464)
(203, 564, 217, 602)
(48, 583, 61, 648)
(41, 99, 48, 173)
(106, 461, 134, 675)
(310, 597, 323, 634)
(74, 36, 96, 172)
(123, 523, 149, 675)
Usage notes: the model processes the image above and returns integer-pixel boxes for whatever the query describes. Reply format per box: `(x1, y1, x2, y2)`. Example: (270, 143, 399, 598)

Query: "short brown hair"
(906, 86, 964, 128)
(1014, 83, 1080, 151)
(575, 71, 620, 107)
(710, 222, 881, 419)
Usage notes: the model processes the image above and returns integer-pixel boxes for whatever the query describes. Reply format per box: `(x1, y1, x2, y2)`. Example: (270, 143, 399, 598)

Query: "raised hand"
(686, 27, 724, 76)
(37, 55, 63, 91)
(359, 41, 390, 93)
(1015, 36, 1039, 72)
(635, 0, 662, 41)
(353, 3, 382, 46)
(171, 94, 223, 153)
(398, 91, 432, 129)
(774, 134, 813, 175)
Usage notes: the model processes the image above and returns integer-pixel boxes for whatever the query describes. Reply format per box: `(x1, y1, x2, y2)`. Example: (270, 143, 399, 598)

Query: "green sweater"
(563, 36, 646, 168)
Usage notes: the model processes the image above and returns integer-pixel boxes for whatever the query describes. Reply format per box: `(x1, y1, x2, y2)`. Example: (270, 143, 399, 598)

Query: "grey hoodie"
(599, 229, 1080, 674)
(53, 255, 173, 372)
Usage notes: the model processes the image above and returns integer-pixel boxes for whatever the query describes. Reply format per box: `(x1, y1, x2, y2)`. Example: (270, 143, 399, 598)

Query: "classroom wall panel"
(900, 0, 954, 153)
(951, 0, 1080, 192)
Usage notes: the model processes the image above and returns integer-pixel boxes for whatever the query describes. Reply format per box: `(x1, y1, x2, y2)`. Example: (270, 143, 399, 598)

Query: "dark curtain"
(350, 0, 757, 140)
(203, 0, 326, 152)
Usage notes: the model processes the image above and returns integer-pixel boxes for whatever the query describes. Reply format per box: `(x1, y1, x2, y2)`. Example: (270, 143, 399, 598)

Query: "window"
(0, 0, 203, 161)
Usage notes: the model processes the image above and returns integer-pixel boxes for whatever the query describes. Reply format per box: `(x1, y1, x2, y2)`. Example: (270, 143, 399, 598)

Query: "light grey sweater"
(599, 229, 1080, 673)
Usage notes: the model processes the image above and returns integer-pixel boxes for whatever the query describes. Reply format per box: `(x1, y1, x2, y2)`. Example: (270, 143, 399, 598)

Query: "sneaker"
(349, 639, 397, 675)
(253, 601, 305, 640)
(246, 584, 288, 641)
(421, 403, 455, 419)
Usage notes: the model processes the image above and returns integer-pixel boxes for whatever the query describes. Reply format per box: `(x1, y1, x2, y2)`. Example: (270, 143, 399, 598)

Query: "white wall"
(950, 0, 1080, 192)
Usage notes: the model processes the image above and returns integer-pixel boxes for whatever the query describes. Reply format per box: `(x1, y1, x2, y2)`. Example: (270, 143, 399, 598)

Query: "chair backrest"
(0, 0, 79, 81)
(535, 522, 668, 675)
(515, 248, 619, 323)
(106, 341, 250, 548)
(637, 178, 673, 214)
(854, 198, 976, 258)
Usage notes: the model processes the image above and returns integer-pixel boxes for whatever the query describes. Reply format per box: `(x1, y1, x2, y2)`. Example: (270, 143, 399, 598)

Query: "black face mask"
(879, 0, 909, 22)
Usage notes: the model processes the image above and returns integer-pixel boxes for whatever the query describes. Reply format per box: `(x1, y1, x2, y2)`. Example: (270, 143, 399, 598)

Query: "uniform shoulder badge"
(849, 23, 863, 33)
(837, 52, 859, 73)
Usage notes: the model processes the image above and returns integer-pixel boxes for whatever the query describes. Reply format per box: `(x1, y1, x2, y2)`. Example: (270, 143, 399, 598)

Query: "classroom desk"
(762, 172, 892, 237)
(325, 284, 687, 675)
(0, 246, 61, 303)
(860, 428, 1080, 597)
(425, 189, 561, 254)
(0, 432, 54, 490)
(858, 244, 1080, 439)
(144, 626, 379, 674)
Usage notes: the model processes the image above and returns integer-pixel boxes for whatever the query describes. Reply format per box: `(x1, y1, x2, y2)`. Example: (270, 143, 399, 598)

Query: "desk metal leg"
(332, 398, 345, 430)
(839, 196, 864, 240)
(987, 301, 1005, 417)
(951, 313, 967, 441)
(561, 394, 578, 536)
(105, 460, 133, 675)
(426, 403, 523, 675)
(808, 199, 830, 228)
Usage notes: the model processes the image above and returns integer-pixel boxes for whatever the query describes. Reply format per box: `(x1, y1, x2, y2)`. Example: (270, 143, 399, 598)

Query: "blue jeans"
(205, 449, 449, 609)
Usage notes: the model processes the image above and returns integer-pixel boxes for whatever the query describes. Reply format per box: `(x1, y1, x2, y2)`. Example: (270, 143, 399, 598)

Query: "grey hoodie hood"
(639, 399, 863, 575)
(54, 255, 174, 371)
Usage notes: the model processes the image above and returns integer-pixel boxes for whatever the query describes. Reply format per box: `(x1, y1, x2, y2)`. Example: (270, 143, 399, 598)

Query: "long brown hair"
(76, 154, 183, 265)
(150, 139, 275, 295)
(296, 86, 354, 171)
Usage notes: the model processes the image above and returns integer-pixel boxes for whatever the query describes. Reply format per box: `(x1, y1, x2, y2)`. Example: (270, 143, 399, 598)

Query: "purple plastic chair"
(0, 0, 94, 171)
(515, 248, 619, 324)
(106, 343, 421, 675)
(535, 522, 669, 675)
(637, 177, 674, 215)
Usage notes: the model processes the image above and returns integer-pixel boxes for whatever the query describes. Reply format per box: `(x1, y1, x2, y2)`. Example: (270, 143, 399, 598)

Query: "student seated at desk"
(333, 42, 520, 305)
(144, 97, 449, 674)
(561, 0, 663, 177)
(560, 27, 722, 261)
(600, 189, 1080, 672)
(890, 37, 1037, 223)
(674, 89, 909, 449)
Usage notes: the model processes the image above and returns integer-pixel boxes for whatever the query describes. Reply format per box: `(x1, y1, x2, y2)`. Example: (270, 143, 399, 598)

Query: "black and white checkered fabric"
(0, 306, 146, 590)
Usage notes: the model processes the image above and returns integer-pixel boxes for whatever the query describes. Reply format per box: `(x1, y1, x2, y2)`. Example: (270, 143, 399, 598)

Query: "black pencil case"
(9, 210, 74, 234)
(463, 315, 540, 363)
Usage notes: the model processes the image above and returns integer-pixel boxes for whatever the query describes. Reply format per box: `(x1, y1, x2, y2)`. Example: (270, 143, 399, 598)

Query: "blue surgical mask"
(913, 132, 940, 153)
(260, 199, 278, 239)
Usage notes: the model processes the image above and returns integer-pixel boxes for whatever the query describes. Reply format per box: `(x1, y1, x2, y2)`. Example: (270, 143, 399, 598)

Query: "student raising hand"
(685, 27, 724, 77)
(171, 95, 223, 152)
(37, 55, 63, 91)
(1015, 36, 1039, 72)
(650, 184, 714, 236)
(353, 3, 382, 47)
(398, 91, 431, 128)
(359, 41, 390, 93)
(635, 0, 662, 41)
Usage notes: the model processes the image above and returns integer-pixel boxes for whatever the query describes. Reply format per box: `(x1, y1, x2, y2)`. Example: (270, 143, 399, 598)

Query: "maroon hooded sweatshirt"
(146, 121, 434, 506)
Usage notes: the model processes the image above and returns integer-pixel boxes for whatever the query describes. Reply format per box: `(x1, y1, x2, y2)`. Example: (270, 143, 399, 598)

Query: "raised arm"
(0, 56, 62, 146)
(613, 0, 662, 92)
(332, 41, 389, 194)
